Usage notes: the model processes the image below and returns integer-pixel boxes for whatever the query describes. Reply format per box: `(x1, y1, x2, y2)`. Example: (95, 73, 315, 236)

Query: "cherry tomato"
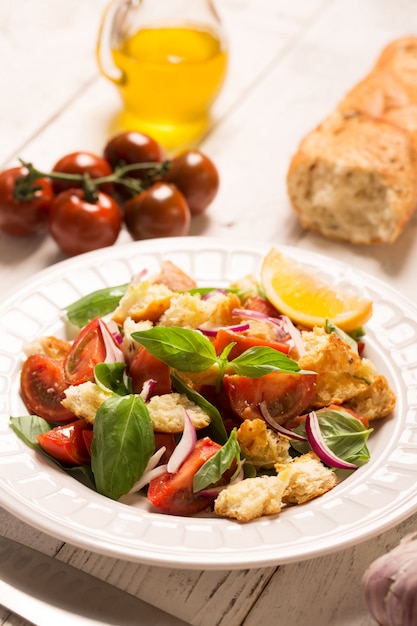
(212, 329, 290, 361)
(164, 150, 219, 215)
(20, 354, 76, 424)
(51, 151, 114, 195)
(223, 371, 317, 422)
(103, 131, 165, 171)
(64, 317, 108, 385)
(245, 295, 281, 318)
(129, 345, 172, 396)
(154, 432, 177, 465)
(49, 189, 122, 256)
(147, 437, 222, 516)
(37, 418, 92, 466)
(124, 182, 191, 240)
(0, 166, 54, 236)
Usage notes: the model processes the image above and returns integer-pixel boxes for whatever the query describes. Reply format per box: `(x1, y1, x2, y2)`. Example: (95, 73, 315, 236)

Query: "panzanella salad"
(10, 256, 396, 522)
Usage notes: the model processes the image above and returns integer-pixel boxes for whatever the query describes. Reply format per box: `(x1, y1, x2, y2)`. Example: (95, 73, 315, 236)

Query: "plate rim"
(1, 236, 417, 570)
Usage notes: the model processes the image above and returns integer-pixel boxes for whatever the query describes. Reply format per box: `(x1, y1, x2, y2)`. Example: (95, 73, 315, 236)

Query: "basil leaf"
(230, 346, 302, 378)
(325, 319, 358, 354)
(193, 429, 241, 493)
(91, 395, 154, 500)
(132, 327, 218, 372)
(292, 408, 373, 465)
(65, 284, 128, 327)
(94, 362, 131, 395)
(171, 371, 228, 444)
(10, 415, 51, 447)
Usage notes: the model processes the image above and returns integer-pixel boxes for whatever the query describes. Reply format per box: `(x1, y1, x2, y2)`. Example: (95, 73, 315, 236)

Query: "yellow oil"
(111, 26, 228, 149)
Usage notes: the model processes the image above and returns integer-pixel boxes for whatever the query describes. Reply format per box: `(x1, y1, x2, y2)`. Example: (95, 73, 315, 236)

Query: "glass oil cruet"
(96, 0, 229, 150)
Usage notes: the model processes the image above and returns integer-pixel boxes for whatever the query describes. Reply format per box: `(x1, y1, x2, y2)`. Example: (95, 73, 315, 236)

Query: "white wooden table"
(1, 1, 417, 624)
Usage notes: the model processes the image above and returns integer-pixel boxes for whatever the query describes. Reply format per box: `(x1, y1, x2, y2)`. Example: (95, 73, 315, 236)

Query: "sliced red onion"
(167, 409, 197, 474)
(305, 411, 358, 470)
(131, 268, 148, 285)
(201, 289, 228, 300)
(232, 308, 291, 341)
(128, 447, 167, 493)
(280, 315, 305, 357)
(105, 319, 123, 345)
(140, 379, 156, 402)
(198, 322, 250, 337)
(259, 401, 307, 441)
(98, 318, 126, 363)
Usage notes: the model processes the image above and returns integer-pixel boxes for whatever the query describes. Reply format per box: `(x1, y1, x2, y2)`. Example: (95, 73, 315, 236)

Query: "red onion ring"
(167, 409, 197, 474)
(305, 411, 358, 470)
(259, 401, 307, 441)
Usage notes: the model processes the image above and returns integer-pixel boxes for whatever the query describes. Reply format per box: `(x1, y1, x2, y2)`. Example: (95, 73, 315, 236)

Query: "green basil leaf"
(94, 362, 131, 395)
(325, 319, 358, 354)
(171, 371, 228, 444)
(10, 415, 51, 447)
(193, 429, 241, 493)
(65, 284, 128, 327)
(230, 346, 302, 377)
(131, 327, 218, 372)
(91, 395, 154, 500)
(292, 408, 373, 465)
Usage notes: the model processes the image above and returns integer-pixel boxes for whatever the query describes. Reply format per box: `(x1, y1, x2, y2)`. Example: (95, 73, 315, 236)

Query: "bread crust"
(287, 37, 417, 244)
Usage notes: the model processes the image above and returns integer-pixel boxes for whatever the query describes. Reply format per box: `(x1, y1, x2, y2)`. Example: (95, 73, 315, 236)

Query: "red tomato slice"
(147, 437, 222, 516)
(212, 328, 289, 360)
(37, 418, 92, 466)
(223, 371, 317, 423)
(20, 354, 76, 424)
(129, 345, 171, 396)
(64, 317, 108, 385)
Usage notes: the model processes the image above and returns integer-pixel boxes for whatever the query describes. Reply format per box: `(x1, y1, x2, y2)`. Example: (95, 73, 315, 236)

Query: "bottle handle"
(96, 0, 127, 85)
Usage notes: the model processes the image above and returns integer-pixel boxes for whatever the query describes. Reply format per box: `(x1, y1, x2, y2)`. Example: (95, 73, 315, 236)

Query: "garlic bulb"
(362, 532, 417, 626)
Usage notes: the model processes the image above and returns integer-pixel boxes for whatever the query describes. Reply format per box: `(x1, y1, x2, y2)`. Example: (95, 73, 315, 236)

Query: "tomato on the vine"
(0, 166, 54, 236)
(51, 151, 114, 195)
(124, 182, 191, 240)
(164, 150, 219, 215)
(49, 189, 122, 256)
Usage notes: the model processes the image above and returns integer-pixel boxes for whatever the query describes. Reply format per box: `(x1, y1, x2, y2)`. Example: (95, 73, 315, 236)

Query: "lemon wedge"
(260, 248, 373, 331)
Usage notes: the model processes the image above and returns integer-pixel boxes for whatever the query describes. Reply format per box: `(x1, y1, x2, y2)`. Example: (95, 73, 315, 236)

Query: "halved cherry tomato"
(0, 166, 54, 236)
(212, 328, 290, 360)
(129, 345, 171, 396)
(147, 437, 222, 516)
(154, 432, 177, 465)
(20, 354, 76, 424)
(37, 418, 92, 466)
(64, 317, 109, 385)
(223, 371, 317, 422)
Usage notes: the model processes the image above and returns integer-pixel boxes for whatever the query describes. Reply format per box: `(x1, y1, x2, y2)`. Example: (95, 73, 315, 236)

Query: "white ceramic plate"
(1, 237, 416, 570)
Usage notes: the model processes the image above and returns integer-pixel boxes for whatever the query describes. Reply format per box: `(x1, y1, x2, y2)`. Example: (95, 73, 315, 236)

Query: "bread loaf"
(287, 37, 417, 244)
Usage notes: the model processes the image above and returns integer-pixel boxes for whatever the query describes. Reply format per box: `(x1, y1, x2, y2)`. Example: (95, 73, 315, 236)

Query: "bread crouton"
(61, 382, 112, 424)
(147, 393, 211, 433)
(277, 452, 337, 505)
(298, 327, 376, 407)
(23, 336, 71, 359)
(347, 373, 396, 419)
(112, 281, 173, 324)
(120, 317, 153, 363)
(214, 472, 291, 522)
(237, 418, 292, 468)
(158, 291, 241, 330)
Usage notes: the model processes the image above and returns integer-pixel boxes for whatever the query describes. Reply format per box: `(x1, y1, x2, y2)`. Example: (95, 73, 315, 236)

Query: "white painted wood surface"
(1, 0, 417, 624)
